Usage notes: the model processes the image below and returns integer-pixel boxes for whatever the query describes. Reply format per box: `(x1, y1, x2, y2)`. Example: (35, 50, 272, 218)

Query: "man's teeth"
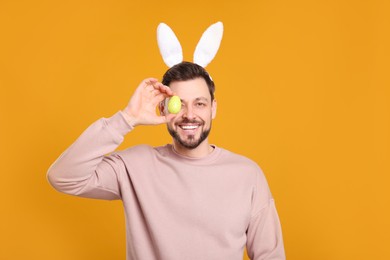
(181, 125, 198, 130)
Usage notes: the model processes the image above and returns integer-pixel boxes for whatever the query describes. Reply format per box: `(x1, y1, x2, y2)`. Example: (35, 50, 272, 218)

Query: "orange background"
(1, 0, 389, 259)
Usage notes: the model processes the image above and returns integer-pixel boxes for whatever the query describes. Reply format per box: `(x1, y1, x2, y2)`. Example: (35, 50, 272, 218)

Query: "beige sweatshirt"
(47, 111, 285, 260)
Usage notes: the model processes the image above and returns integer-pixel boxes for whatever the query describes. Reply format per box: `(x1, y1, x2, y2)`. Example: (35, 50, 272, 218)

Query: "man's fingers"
(144, 78, 158, 85)
(153, 93, 166, 103)
(155, 115, 171, 125)
(152, 82, 174, 96)
(151, 89, 160, 96)
(141, 78, 158, 91)
(151, 81, 164, 89)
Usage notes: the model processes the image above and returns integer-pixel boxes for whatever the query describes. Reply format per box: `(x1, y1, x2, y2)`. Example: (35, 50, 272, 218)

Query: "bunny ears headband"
(157, 22, 224, 68)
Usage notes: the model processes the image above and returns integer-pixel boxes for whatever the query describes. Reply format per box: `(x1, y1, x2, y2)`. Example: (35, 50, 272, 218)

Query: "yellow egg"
(168, 95, 181, 114)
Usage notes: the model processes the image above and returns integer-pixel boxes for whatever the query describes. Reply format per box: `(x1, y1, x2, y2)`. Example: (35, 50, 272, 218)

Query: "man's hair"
(162, 61, 215, 101)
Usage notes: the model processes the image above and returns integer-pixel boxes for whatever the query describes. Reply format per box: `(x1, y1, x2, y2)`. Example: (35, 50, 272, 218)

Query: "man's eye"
(196, 103, 206, 107)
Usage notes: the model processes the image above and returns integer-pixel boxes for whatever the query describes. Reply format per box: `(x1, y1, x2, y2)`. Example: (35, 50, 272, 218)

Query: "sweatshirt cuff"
(106, 111, 134, 137)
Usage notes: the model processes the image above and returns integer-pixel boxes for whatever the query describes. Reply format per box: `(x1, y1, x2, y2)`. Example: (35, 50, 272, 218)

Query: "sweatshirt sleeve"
(46, 111, 133, 200)
(246, 170, 286, 260)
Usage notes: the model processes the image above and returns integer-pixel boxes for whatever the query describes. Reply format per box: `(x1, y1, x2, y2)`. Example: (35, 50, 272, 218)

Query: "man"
(47, 62, 286, 259)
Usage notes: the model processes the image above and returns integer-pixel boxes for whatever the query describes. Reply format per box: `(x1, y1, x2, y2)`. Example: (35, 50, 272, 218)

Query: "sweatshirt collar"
(164, 144, 222, 165)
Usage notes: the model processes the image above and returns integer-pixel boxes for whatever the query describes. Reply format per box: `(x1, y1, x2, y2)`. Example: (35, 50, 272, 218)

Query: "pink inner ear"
(157, 23, 183, 68)
(193, 22, 224, 68)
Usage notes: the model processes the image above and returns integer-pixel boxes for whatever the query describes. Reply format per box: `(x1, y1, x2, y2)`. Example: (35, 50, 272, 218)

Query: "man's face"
(163, 77, 217, 150)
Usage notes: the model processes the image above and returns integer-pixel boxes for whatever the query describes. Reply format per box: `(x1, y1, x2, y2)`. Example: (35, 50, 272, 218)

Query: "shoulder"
(217, 147, 271, 195)
(220, 148, 274, 199)
(110, 145, 169, 171)
(115, 144, 170, 159)
(215, 147, 267, 182)
(219, 147, 262, 171)
(115, 144, 156, 159)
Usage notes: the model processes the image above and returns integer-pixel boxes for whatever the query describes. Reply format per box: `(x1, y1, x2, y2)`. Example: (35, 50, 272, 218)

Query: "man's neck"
(172, 140, 214, 158)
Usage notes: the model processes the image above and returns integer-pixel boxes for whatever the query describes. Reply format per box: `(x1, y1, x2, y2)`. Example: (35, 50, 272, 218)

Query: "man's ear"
(212, 99, 217, 119)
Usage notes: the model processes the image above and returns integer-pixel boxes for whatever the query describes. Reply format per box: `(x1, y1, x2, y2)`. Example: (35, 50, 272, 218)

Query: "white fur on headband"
(157, 22, 224, 68)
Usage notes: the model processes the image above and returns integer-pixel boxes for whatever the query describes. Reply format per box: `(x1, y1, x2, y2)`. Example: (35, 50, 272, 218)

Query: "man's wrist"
(120, 110, 137, 128)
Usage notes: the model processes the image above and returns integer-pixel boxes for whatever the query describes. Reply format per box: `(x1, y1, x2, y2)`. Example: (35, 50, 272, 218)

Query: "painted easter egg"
(168, 95, 181, 114)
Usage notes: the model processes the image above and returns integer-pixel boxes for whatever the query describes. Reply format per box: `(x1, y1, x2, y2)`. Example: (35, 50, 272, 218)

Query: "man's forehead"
(169, 78, 208, 88)
(169, 78, 211, 100)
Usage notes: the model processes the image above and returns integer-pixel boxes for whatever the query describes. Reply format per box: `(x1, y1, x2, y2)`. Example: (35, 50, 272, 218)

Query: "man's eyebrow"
(194, 97, 209, 102)
(180, 97, 210, 103)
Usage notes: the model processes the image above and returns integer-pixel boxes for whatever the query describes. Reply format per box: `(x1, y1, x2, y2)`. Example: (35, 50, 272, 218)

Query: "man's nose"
(182, 105, 196, 120)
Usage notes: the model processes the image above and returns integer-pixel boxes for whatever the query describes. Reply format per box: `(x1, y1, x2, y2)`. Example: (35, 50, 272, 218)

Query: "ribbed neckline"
(162, 144, 222, 165)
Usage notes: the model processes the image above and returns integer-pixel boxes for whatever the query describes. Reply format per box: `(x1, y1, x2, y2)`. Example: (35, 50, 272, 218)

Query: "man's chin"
(176, 138, 202, 150)
(168, 127, 211, 150)
(169, 132, 199, 149)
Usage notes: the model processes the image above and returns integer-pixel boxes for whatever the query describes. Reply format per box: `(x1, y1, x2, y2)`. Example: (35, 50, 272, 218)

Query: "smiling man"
(47, 62, 286, 260)
(162, 65, 217, 156)
(165, 79, 214, 150)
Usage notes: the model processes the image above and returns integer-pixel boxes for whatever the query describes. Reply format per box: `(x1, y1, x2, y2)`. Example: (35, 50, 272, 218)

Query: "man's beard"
(167, 120, 212, 150)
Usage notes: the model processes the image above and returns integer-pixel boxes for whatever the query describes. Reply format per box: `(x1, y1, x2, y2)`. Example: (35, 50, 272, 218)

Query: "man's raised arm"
(47, 78, 174, 200)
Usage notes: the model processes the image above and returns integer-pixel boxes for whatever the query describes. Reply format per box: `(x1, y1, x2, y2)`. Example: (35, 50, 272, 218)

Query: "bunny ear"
(193, 22, 224, 68)
(157, 23, 183, 67)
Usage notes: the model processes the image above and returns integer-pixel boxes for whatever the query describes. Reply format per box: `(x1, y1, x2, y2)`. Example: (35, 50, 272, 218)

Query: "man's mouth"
(179, 124, 201, 130)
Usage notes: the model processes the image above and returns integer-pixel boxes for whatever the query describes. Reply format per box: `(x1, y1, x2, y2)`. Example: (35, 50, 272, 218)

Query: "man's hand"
(122, 78, 175, 127)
